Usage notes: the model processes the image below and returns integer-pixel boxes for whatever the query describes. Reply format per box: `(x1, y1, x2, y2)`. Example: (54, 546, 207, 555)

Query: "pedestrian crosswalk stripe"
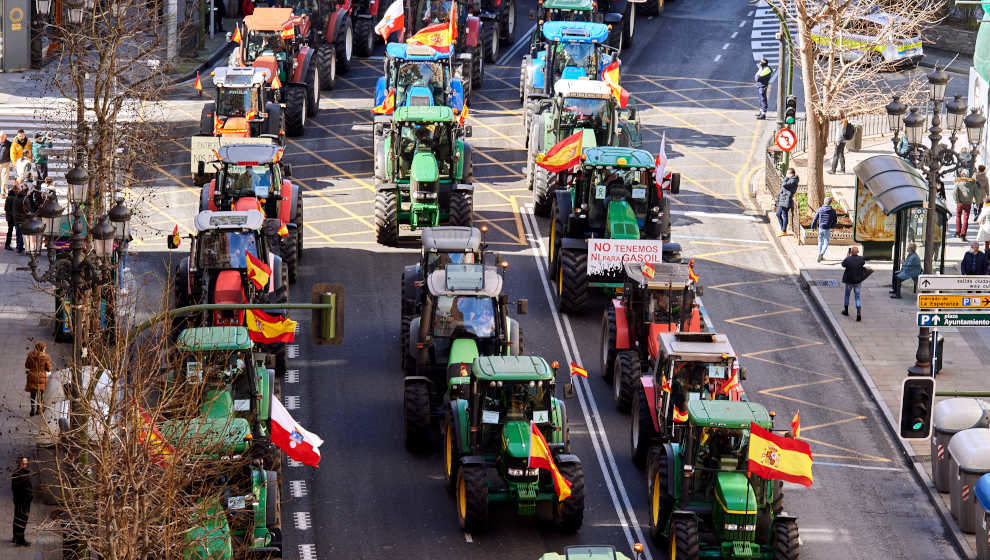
(750, 0, 798, 64)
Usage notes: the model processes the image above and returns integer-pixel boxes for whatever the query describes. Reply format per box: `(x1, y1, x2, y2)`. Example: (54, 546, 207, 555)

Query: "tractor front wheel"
(403, 380, 431, 451)
(375, 189, 399, 246)
(354, 16, 375, 57)
(773, 519, 800, 560)
(632, 386, 656, 467)
(336, 16, 354, 73)
(317, 44, 336, 91)
(556, 249, 588, 313)
(614, 350, 640, 413)
(672, 517, 700, 560)
(449, 190, 473, 227)
(482, 20, 498, 63)
(471, 50, 484, 89)
(199, 102, 215, 135)
(623, 2, 636, 47)
(548, 203, 563, 279)
(442, 417, 461, 494)
(555, 460, 585, 533)
(601, 307, 617, 383)
(400, 314, 414, 374)
(519, 55, 530, 105)
(284, 85, 307, 137)
(305, 59, 320, 117)
(648, 446, 672, 543)
(532, 166, 554, 217)
(281, 227, 299, 284)
(456, 463, 488, 532)
(500, 0, 516, 42)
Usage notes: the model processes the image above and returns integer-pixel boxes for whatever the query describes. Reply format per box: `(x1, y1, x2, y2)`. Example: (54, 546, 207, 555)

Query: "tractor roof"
(687, 400, 772, 430)
(385, 42, 452, 61)
(542, 21, 610, 43)
(394, 105, 455, 123)
(542, 0, 594, 11)
(217, 143, 283, 164)
(194, 210, 265, 233)
(472, 356, 555, 381)
(582, 146, 655, 169)
(212, 66, 270, 87)
(555, 78, 612, 100)
(427, 264, 503, 297)
(243, 7, 294, 31)
(421, 226, 482, 253)
(540, 546, 630, 560)
(177, 327, 254, 352)
(624, 262, 693, 290)
(657, 332, 736, 361)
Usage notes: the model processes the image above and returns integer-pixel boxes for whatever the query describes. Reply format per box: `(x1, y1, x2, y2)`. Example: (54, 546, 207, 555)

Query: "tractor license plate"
(227, 496, 246, 510)
(595, 185, 607, 199)
(632, 188, 646, 199)
(533, 410, 549, 424)
(708, 365, 728, 379)
(483, 410, 500, 424)
(234, 399, 251, 411)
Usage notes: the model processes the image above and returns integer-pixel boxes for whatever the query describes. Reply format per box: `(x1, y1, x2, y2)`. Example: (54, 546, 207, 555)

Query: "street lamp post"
(885, 71, 987, 376)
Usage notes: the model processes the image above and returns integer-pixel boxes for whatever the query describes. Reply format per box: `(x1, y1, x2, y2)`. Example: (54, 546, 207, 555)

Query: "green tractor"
(526, 78, 642, 216)
(374, 106, 475, 246)
(442, 356, 584, 532)
(647, 400, 798, 560)
(539, 545, 645, 560)
(403, 262, 526, 448)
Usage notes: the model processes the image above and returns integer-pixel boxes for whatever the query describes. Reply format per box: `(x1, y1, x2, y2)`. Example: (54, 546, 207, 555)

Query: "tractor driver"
(669, 363, 710, 415)
(233, 170, 254, 197)
(456, 296, 495, 337)
(552, 42, 595, 81)
(399, 125, 433, 175)
(423, 0, 449, 23)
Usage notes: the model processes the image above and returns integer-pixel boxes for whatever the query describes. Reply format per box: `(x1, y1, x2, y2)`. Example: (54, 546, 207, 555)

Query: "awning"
(853, 155, 951, 216)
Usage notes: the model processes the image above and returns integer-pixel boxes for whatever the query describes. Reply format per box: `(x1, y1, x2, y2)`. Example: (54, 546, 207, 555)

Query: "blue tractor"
(374, 42, 468, 112)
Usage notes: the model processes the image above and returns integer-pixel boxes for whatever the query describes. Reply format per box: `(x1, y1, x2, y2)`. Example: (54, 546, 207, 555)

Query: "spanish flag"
(748, 422, 813, 487)
(688, 259, 699, 283)
(528, 422, 572, 501)
(372, 89, 395, 115)
(193, 72, 203, 91)
(660, 375, 671, 393)
(214, 113, 223, 134)
(569, 362, 587, 378)
(137, 407, 175, 468)
(246, 251, 271, 290)
(278, 221, 289, 237)
(246, 309, 297, 344)
(721, 369, 741, 396)
(272, 73, 282, 90)
(459, 104, 468, 126)
(281, 25, 295, 39)
(642, 262, 655, 279)
(600, 60, 629, 109)
(673, 406, 688, 423)
(791, 411, 801, 439)
(231, 26, 241, 44)
(171, 224, 181, 248)
(408, 22, 452, 51)
(246, 109, 257, 121)
(535, 131, 583, 173)
(448, 0, 457, 42)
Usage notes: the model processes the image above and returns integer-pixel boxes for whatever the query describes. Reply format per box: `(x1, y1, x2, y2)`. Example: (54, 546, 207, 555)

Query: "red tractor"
(231, 7, 321, 135)
(282, 0, 383, 82)
(601, 261, 710, 412)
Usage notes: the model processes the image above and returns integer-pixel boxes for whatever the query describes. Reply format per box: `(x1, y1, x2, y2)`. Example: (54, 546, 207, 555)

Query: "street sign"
(918, 275, 990, 291)
(775, 128, 797, 152)
(918, 295, 990, 309)
(917, 312, 990, 327)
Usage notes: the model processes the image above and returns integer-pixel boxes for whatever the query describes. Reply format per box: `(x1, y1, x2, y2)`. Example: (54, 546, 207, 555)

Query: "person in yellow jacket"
(9, 130, 32, 183)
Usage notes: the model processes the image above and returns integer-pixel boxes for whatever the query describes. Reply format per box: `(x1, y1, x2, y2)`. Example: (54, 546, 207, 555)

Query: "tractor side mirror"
(283, 164, 292, 178)
(517, 298, 528, 315)
(695, 285, 703, 297)
(463, 125, 472, 137)
(739, 367, 747, 381)
(528, 8, 537, 19)
(226, 31, 232, 41)
(167, 234, 179, 250)
(564, 383, 576, 399)
(669, 172, 681, 194)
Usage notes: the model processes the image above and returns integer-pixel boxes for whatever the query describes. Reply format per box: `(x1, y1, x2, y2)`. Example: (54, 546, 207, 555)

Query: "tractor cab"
(206, 144, 288, 215)
(238, 8, 302, 82)
(210, 67, 271, 137)
(528, 22, 613, 97)
(377, 43, 466, 113)
(565, 147, 658, 241)
(536, 0, 598, 32)
(470, 357, 557, 454)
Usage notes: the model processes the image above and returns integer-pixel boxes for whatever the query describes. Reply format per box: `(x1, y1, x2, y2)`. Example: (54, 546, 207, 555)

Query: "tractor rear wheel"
(305, 59, 320, 117)
(773, 519, 800, 560)
(557, 249, 588, 313)
(281, 227, 299, 284)
(632, 386, 656, 467)
(614, 350, 640, 413)
(555, 460, 585, 533)
(264, 102, 283, 141)
(403, 379, 431, 451)
(623, 2, 636, 47)
(336, 16, 354, 73)
(471, 50, 484, 89)
(400, 314, 413, 374)
(519, 55, 529, 105)
(532, 166, 554, 217)
(274, 343, 288, 379)
(659, 196, 671, 240)
(672, 517, 700, 560)
(265, 470, 280, 529)
(601, 307, 617, 383)
(648, 446, 672, 543)
(456, 463, 488, 532)
(442, 416, 461, 494)
(772, 480, 784, 515)
(199, 102, 215, 135)
(354, 16, 375, 57)
(375, 189, 399, 246)
(482, 20, 498, 63)
(284, 85, 307, 137)
(295, 192, 304, 256)
(449, 190, 473, 226)
(548, 203, 563, 279)
(499, 0, 515, 42)
(317, 44, 336, 91)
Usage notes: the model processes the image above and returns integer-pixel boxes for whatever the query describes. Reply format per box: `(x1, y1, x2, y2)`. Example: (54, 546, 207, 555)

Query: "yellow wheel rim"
(457, 474, 467, 520)
(558, 258, 564, 296)
(670, 527, 677, 560)
(549, 220, 556, 264)
(444, 428, 453, 478)
(651, 471, 660, 526)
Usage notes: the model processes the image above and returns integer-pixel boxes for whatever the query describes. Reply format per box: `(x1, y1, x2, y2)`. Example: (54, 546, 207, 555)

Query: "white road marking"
(521, 207, 653, 560)
(294, 511, 313, 530)
(289, 480, 308, 498)
(287, 458, 304, 467)
(731, 31, 739, 39)
(723, 42, 731, 50)
(286, 369, 300, 383)
(814, 461, 906, 472)
(714, 54, 722, 63)
(497, 24, 538, 66)
(750, 0, 798, 64)
(676, 234, 770, 244)
(740, 19, 748, 26)
(285, 395, 301, 410)
(670, 209, 760, 221)
(288, 344, 300, 358)
(464, 532, 474, 543)
(299, 544, 319, 560)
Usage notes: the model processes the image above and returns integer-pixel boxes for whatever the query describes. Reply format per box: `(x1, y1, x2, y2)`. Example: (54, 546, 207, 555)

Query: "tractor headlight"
(651, 205, 661, 214)
(743, 524, 756, 532)
(412, 191, 437, 202)
(725, 523, 738, 531)
(507, 468, 541, 477)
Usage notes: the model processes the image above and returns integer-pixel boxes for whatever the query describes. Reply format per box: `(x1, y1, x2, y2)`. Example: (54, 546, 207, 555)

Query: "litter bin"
(948, 428, 990, 533)
(975, 474, 990, 560)
(849, 124, 863, 152)
(933, 398, 990, 492)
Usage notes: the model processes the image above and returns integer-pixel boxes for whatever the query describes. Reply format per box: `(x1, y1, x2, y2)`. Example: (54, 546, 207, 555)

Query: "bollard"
(948, 428, 990, 533)
(932, 399, 990, 492)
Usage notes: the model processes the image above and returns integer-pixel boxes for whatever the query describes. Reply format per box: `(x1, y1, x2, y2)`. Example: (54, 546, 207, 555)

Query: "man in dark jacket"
(811, 196, 838, 262)
(831, 118, 855, 174)
(11, 456, 33, 546)
(9, 184, 26, 253)
(961, 242, 988, 275)
(4, 183, 18, 250)
(755, 59, 773, 120)
(0, 133, 11, 196)
(841, 246, 867, 321)
(775, 168, 799, 235)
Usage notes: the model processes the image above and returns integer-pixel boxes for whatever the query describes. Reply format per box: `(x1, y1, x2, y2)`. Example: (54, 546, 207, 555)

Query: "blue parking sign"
(964, 298, 972, 306)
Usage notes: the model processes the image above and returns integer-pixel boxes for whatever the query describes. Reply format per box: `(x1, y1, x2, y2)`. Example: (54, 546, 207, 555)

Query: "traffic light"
(784, 96, 798, 125)
(899, 376, 936, 439)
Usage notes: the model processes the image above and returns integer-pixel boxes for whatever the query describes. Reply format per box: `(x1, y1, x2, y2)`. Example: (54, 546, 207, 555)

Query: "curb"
(749, 170, 976, 560)
(918, 57, 969, 76)
(169, 41, 235, 85)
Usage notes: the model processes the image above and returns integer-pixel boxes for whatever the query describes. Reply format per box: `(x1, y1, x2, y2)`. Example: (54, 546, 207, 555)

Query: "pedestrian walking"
(10, 130, 31, 172)
(954, 170, 979, 242)
(890, 243, 922, 299)
(755, 59, 773, 120)
(977, 198, 990, 252)
(11, 456, 33, 547)
(975, 166, 990, 221)
(961, 241, 988, 276)
(4, 183, 19, 251)
(0, 132, 11, 196)
(775, 168, 799, 235)
(10, 184, 26, 253)
(31, 133, 51, 181)
(830, 118, 856, 174)
(24, 342, 51, 417)
(811, 196, 838, 262)
(841, 246, 869, 321)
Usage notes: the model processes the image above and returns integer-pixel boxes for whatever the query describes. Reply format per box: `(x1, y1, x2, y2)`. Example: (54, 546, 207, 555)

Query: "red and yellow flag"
(458, 104, 468, 126)
(642, 262, 655, 279)
(271, 73, 283, 90)
(137, 407, 175, 468)
(688, 259, 699, 283)
(245, 251, 271, 290)
(171, 224, 181, 248)
(408, 22, 451, 51)
(528, 423, 572, 501)
(535, 131, 583, 173)
(246, 309, 297, 344)
(193, 72, 203, 91)
(601, 60, 629, 109)
(232, 26, 242, 43)
(214, 113, 223, 134)
(748, 422, 813, 487)
(278, 221, 289, 237)
(281, 25, 295, 39)
(246, 109, 257, 121)
(372, 89, 395, 115)
(448, 0, 457, 42)
(673, 406, 688, 423)
(721, 370, 741, 396)
(791, 411, 801, 439)
(569, 362, 587, 378)
(661, 375, 671, 393)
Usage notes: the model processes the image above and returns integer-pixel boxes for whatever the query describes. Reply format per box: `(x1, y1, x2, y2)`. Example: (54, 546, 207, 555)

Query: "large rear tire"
(672, 517, 700, 560)
(555, 461, 585, 533)
(317, 44, 336, 91)
(482, 20, 498, 63)
(456, 463, 488, 532)
(305, 59, 320, 117)
(199, 103, 216, 135)
(284, 85, 307, 137)
(601, 307, 617, 383)
(631, 386, 656, 466)
(336, 16, 354, 73)
(403, 379, 431, 451)
(519, 55, 530, 105)
(281, 227, 299, 284)
(265, 470, 280, 529)
(442, 416, 461, 494)
(354, 16, 375, 57)
(773, 519, 800, 560)
(647, 446, 672, 543)
(500, 0, 516, 42)
(548, 202, 562, 279)
(471, 50, 484, 89)
(557, 249, 588, 314)
(400, 314, 413, 374)
(295, 192, 304, 256)
(623, 2, 636, 47)
(449, 190, 473, 226)
(375, 189, 399, 246)
(614, 349, 640, 413)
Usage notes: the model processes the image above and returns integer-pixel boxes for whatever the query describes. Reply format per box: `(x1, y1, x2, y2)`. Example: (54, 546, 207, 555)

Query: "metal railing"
(790, 112, 890, 155)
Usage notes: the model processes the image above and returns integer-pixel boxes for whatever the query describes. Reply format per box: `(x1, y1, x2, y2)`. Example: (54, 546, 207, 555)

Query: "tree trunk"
(796, 12, 825, 211)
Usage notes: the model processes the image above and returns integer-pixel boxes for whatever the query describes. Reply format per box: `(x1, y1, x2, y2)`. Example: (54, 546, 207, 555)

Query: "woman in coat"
(977, 197, 990, 252)
(24, 342, 51, 417)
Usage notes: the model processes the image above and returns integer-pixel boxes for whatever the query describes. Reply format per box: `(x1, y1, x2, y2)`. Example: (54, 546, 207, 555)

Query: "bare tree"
(768, 0, 941, 209)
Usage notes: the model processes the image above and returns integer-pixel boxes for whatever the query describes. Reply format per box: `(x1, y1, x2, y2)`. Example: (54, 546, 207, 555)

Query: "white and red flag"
(375, 0, 405, 41)
(271, 396, 324, 467)
(654, 133, 668, 194)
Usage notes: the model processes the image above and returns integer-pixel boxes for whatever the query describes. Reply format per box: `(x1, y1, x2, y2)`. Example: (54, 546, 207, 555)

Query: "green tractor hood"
(447, 338, 480, 367)
(715, 472, 758, 515)
(501, 420, 532, 460)
(161, 389, 252, 455)
(183, 497, 233, 560)
(411, 152, 440, 184)
(606, 199, 639, 239)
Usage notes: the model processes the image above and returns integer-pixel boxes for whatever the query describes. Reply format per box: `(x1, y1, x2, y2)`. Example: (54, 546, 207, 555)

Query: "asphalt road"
(131, 0, 966, 558)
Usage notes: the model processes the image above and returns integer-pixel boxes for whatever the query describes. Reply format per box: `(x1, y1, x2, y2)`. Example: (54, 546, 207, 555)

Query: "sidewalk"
(755, 137, 988, 559)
